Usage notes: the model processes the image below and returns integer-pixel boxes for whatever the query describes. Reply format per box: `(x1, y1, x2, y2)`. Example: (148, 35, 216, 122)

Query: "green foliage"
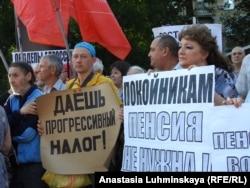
(220, 0, 250, 52)
(107, 0, 188, 72)
(0, 0, 15, 93)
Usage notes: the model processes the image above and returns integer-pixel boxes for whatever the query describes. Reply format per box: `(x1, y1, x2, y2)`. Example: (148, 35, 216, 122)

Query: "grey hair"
(156, 35, 179, 58)
(128, 65, 146, 73)
(42, 54, 63, 77)
(93, 58, 104, 73)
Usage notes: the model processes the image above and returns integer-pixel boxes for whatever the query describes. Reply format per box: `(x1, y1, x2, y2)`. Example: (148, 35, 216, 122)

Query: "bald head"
(231, 46, 245, 73)
(148, 35, 179, 71)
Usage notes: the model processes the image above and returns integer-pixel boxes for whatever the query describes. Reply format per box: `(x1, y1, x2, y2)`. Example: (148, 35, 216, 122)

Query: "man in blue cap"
(66, 42, 118, 89)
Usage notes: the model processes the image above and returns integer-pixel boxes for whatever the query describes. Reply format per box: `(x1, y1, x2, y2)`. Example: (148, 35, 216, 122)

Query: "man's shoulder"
(93, 72, 112, 83)
(67, 77, 77, 84)
(66, 77, 78, 89)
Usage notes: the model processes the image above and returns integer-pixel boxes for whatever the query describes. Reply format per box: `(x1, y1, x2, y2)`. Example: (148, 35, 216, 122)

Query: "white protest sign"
(121, 66, 250, 172)
(208, 105, 250, 172)
(12, 49, 72, 66)
(152, 24, 223, 52)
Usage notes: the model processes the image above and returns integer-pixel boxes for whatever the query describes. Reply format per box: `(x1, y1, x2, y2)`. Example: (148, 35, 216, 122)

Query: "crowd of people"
(0, 23, 249, 187)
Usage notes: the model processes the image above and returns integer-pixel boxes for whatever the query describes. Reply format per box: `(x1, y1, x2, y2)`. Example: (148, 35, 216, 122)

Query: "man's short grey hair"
(128, 65, 146, 73)
(42, 54, 63, 77)
(93, 58, 104, 73)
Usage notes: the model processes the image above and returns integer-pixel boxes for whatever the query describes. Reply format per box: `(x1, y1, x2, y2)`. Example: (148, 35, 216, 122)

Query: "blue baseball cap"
(74, 42, 96, 57)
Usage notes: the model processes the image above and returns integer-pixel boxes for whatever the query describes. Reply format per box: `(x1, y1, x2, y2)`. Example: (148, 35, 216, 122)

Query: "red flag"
(11, 0, 70, 47)
(11, 0, 131, 60)
(71, 0, 131, 60)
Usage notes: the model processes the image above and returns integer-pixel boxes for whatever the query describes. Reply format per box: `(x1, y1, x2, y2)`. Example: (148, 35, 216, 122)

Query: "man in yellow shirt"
(40, 42, 122, 188)
(67, 42, 119, 97)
